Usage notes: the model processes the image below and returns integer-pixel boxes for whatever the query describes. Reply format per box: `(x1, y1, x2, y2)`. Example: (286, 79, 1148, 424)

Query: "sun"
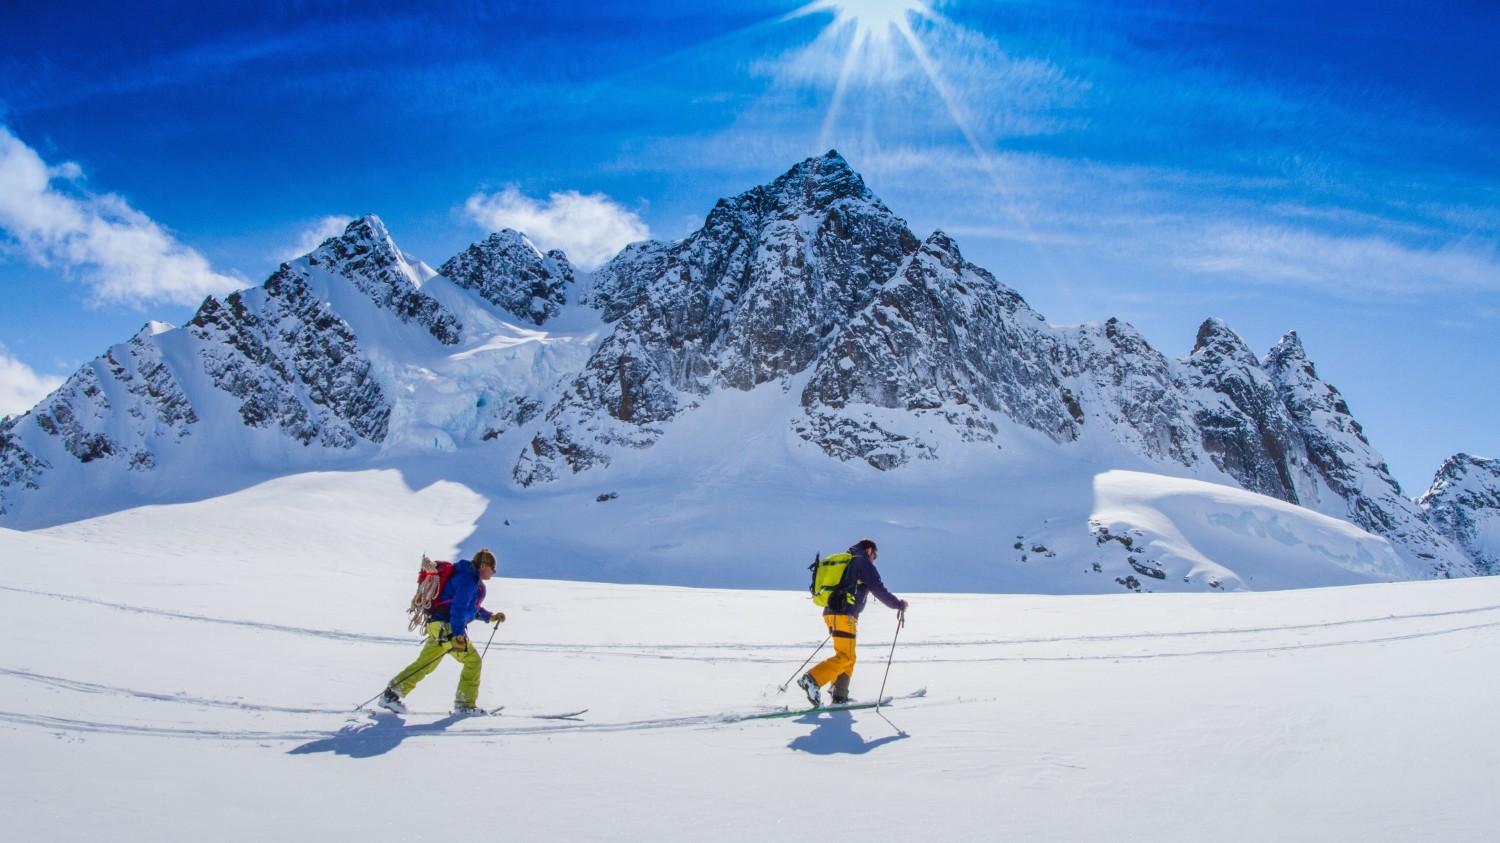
(814, 0, 933, 42)
(792, 0, 933, 47)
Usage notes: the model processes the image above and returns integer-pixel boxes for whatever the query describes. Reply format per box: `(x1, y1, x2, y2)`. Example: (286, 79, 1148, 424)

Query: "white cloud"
(281, 215, 354, 262)
(463, 187, 651, 270)
(0, 126, 243, 307)
(0, 345, 64, 418)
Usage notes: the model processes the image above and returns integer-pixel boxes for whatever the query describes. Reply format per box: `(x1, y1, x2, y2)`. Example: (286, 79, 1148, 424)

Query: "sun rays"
(783, 1, 1004, 185)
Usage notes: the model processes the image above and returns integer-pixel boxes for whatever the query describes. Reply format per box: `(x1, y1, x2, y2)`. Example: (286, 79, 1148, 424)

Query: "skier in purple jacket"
(799, 538, 908, 706)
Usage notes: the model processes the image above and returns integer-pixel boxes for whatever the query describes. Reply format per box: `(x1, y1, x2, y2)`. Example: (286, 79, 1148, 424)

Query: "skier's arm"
(861, 559, 904, 611)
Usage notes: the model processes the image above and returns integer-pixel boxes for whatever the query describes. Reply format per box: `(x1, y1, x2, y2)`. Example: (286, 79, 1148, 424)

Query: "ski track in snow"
(8, 583, 1499, 657)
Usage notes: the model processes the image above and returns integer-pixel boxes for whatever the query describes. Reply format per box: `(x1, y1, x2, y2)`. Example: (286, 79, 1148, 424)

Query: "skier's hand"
(490, 612, 506, 624)
(900, 599, 910, 612)
(449, 635, 469, 652)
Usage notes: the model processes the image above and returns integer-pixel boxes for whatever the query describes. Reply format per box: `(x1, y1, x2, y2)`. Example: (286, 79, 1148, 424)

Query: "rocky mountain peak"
(1191, 317, 1258, 365)
(770, 149, 871, 210)
(1264, 330, 1361, 440)
(1181, 318, 1310, 503)
(1421, 454, 1500, 574)
(1264, 330, 1325, 387)
(703, 150, 895, 235)
(1423, 454, 1500, 511)
(299, 214, 461, 345)
(314, 215, 399, 267)
(440, 229, 575, 326)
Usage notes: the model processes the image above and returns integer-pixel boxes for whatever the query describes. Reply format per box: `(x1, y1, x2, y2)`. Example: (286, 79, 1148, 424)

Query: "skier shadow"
(288, 712, 463, 759)
(787, 709, 909, 755)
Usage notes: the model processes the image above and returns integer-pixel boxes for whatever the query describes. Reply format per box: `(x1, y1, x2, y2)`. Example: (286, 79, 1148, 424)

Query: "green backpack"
(808, 553, 857, 608)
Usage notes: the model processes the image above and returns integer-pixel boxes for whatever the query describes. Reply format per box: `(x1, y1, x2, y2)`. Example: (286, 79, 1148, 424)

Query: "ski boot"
(797, 673, 822, 707)
(377, 687, 407, 714)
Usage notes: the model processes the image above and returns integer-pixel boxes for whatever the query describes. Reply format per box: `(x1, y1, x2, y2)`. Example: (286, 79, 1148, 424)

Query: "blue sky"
(1, 0, 1496, 495)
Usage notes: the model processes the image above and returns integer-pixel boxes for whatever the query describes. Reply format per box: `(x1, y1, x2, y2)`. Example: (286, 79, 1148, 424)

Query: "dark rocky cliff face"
(316, 216, 462, 345)
(1179, 318, 1312, 504)
(516, 151, 927, 483)
(798, 230, 1075, 469)
(1055, 318, 1199, 469)
(440, 229, 575, 326)
(187, 269, 389, 447)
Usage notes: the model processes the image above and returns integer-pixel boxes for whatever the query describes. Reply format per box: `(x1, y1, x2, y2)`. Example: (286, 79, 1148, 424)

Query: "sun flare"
(798, 0, 934, 45)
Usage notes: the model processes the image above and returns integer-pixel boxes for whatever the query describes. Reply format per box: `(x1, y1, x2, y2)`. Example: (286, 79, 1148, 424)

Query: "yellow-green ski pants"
(388, 621, 484, 707)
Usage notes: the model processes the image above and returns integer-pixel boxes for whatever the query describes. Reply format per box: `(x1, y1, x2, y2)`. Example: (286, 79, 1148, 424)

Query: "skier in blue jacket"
(379, 549, 505, 715)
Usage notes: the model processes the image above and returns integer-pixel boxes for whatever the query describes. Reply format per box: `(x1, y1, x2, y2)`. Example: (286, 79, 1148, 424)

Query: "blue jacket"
(430, 558, 494, 635)
(823, 545, 902, 618)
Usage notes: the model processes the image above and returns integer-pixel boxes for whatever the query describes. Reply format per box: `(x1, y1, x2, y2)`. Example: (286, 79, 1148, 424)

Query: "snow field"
(2, 471, 1498, 841)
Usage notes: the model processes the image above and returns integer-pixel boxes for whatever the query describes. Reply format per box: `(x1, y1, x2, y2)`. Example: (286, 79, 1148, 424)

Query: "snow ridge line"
(0, 709, 332, 741)
(897, 602, 1500, 648)
(0, 667, 336, 714)
(0, 584, 410, 644)
(902, 618, 1500, 664)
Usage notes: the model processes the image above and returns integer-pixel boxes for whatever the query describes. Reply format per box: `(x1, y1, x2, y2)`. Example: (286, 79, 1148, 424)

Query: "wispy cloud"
(763, 143, 1500, 304)
(463, 187, 650, 269)
(280, 216, 354, 262)
(0, 126, 243, 307)
(1173, 223, 1500, 296)
(0, 344, 64, 418)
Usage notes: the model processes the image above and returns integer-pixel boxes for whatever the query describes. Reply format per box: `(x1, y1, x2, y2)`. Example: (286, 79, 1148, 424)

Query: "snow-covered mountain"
(0, 152, 1490, 588)
(1420, 454, 1500, 574)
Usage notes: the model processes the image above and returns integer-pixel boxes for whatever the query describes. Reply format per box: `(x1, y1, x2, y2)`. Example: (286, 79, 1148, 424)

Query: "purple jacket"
(823, 545, 902, 618)
(430, 558, 494, 635)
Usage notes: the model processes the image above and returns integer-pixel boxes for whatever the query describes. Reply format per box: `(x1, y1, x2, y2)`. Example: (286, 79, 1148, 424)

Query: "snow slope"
(3, 473, 1497, 841)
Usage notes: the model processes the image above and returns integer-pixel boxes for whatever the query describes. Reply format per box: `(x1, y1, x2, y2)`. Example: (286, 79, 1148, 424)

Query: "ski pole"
(876, 607, 905, 709)
(354, 645, 452, 711)
(779, 635, 831, 692)
(354, 625, 474, 711)
(479, 619, 500, 659)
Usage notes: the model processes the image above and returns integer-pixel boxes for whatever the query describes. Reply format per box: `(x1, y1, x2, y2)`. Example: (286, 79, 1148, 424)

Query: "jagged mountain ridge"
(0, 151, 1490, 584)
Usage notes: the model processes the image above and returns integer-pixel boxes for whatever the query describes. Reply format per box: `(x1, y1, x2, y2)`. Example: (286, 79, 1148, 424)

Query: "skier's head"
(473, 548, 497, 576)
(853, 538, 878, 560)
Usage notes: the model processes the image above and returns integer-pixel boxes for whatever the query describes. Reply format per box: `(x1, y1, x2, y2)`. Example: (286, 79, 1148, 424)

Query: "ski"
(735, 687, 926, 721)
(523, 709, 589, 721)
(738, 697, 893, 720)
(375, 704, 505, 717)
(379, 706, 586, 721)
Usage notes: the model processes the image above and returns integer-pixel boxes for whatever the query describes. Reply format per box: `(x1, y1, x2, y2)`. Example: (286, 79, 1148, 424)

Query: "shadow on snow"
(787, 709, 908, 755)
(287, 712, 465, 759)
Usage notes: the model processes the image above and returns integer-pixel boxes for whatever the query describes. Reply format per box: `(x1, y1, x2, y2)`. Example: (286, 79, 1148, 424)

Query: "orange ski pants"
(807, 614, 857, 688)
